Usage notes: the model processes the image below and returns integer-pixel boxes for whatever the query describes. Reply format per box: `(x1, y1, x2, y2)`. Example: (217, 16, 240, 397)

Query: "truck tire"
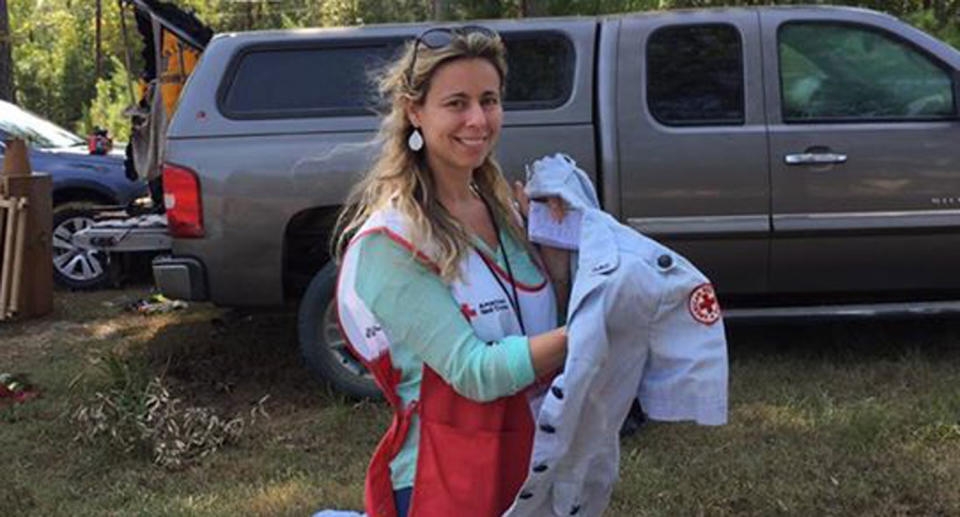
(298, 262, 382, 399)
(51, 202, 110, 289)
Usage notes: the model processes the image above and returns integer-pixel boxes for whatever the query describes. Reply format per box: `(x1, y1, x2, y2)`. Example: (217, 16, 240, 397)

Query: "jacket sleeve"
(354, 232, 536, 402)
(638, 252, 729, 426)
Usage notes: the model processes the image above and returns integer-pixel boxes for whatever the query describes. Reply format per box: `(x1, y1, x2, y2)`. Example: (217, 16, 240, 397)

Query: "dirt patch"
(1, 283, 330, 420)
(0, 286, 183, 363)
(0, 320, 87, 358)
(139, 309, 322, 416)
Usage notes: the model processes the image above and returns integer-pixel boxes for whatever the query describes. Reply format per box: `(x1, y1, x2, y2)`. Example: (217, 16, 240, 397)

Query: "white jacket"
(504, 154, 729, 517)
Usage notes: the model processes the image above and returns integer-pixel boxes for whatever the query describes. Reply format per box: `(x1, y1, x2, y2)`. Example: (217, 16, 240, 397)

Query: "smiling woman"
(407, 58, 504, 198)
(328, 26, 569, 517)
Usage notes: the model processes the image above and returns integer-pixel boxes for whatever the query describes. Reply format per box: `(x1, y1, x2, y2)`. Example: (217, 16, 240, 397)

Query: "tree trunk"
(521, 0, 547, 17)
(95, 0, 102, 80)
(0, 0, 14, 102)
(433, 0, 449, 20)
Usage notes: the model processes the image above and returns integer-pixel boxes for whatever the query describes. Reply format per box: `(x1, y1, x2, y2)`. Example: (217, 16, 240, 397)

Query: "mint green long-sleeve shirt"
(353, 228, 545, 489)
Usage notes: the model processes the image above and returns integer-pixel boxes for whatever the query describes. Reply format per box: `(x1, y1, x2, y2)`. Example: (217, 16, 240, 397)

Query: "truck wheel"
(298, 262, 381, 399)
(51, 202, 110, 289)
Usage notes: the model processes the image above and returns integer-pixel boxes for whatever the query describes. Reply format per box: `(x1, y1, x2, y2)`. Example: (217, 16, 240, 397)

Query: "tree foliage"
(5, 0, 959, 139)
(9, 0, 140, 135)
(81, 56, 134, 142)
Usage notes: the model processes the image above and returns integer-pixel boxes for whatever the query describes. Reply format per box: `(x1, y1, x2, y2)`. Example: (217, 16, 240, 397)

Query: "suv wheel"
(298, 262, 381, 399)
(52, 202, 110, 289)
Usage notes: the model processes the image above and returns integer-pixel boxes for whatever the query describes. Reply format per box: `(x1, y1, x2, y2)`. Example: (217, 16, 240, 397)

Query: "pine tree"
(0, 0, 14, 102)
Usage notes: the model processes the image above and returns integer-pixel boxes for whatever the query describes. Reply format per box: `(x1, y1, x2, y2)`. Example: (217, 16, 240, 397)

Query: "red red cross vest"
(336, 208, 556, 517)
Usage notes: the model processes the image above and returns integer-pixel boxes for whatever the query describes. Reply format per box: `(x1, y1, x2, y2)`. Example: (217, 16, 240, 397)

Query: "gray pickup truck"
(152, 6, 960, 396)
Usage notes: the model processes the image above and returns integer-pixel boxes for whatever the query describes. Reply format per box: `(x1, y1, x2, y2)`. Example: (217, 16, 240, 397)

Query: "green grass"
(2, 289, 959, 516)
(609, 322, 960, 516)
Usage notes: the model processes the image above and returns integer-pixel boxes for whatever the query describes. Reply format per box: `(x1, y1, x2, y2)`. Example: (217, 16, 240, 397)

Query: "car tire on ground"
(51, 202, 111, 289)
(298, 262, 381, 399)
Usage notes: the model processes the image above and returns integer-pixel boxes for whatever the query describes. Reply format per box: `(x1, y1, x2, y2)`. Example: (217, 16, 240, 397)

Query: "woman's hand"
(512, 181, 566, 222)
(513, 181, 571, 310)
(539, 242, 570, 312)
(512, 181, 531, 220)
(529, 326, 567, 378)
(513, 181, 569, 278)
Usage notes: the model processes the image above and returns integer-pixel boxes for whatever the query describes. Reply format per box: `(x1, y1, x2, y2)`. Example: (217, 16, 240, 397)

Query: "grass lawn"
(1, 287, 958, 516)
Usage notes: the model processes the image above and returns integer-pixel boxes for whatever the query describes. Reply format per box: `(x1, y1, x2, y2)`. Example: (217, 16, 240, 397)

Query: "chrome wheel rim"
(321, 298, 374, 380)
(51, 216, 107, 282)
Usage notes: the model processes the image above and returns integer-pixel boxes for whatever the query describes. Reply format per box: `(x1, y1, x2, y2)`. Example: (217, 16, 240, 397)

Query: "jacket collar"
(578, 210, 618, 275)
(566, 210, 619, 317)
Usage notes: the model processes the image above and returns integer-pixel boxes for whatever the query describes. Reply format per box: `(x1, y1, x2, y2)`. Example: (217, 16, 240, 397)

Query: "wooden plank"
(0, 198, 16, 318)
(4, 174, 53, 319)
(1, 139, 32, 177)
(9, 197, 28, 316)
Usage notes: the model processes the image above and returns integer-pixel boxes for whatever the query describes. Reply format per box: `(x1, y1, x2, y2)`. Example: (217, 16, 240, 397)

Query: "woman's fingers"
(515, 182, 566, 223)
(547, 197, 566, 222)
(513, 181, 530, 218)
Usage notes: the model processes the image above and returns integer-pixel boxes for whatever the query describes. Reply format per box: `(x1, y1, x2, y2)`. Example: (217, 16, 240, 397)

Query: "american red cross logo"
(460, 303, 478, 320)
(688, 284, 721, 325)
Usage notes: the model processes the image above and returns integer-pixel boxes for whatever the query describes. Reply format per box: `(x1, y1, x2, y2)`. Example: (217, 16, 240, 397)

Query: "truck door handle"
(784, 152, 848, 165)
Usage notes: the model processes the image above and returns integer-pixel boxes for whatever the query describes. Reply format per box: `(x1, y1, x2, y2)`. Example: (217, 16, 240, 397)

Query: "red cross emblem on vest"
(460, 303, 478, 321)
(688, 283, 721, 325)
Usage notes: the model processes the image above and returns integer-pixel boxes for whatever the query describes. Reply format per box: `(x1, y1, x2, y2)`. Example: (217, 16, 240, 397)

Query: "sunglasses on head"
(407, 25, 498, 84)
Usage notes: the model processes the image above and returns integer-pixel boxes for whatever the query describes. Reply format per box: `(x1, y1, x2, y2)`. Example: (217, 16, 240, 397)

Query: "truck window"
(779, 23, 955, 122)
(502, 33, 574, 109)
(220, 33, 573, 120)
(646, 24, 744, 126)
(220, 42, 401, 119)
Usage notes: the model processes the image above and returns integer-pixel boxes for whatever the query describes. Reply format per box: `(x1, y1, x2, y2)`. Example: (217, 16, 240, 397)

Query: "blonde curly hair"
(333, 28, 527, 282)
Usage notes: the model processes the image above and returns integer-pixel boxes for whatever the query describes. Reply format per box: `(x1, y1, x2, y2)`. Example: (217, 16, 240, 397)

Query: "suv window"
(220, 33, 574, 119)
(0, 100, 86, 148)
(779, 23, 955, 122)
(646, 24, 744, 126)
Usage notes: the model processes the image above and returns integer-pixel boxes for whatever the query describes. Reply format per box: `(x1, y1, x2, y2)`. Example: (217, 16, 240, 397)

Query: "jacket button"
(539, 423, 556, 433)
(657, 254, 673, 269)
(519, 491, 533, 499)
(570, 504, 581, 515)
(533, 464, 548, 472)
(551, 386, 564, 399)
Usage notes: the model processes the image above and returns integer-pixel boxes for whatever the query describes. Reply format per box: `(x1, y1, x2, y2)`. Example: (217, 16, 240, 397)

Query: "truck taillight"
(162, 163, 204, 238)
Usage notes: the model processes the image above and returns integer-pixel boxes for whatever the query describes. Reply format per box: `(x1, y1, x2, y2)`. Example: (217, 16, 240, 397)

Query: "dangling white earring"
(408, 128, 424, 151)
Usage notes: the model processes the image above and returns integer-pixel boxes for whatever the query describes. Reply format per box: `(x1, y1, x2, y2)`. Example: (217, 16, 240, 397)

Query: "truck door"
(761, 9, 960, 296)
(615, 12, 770, 296)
